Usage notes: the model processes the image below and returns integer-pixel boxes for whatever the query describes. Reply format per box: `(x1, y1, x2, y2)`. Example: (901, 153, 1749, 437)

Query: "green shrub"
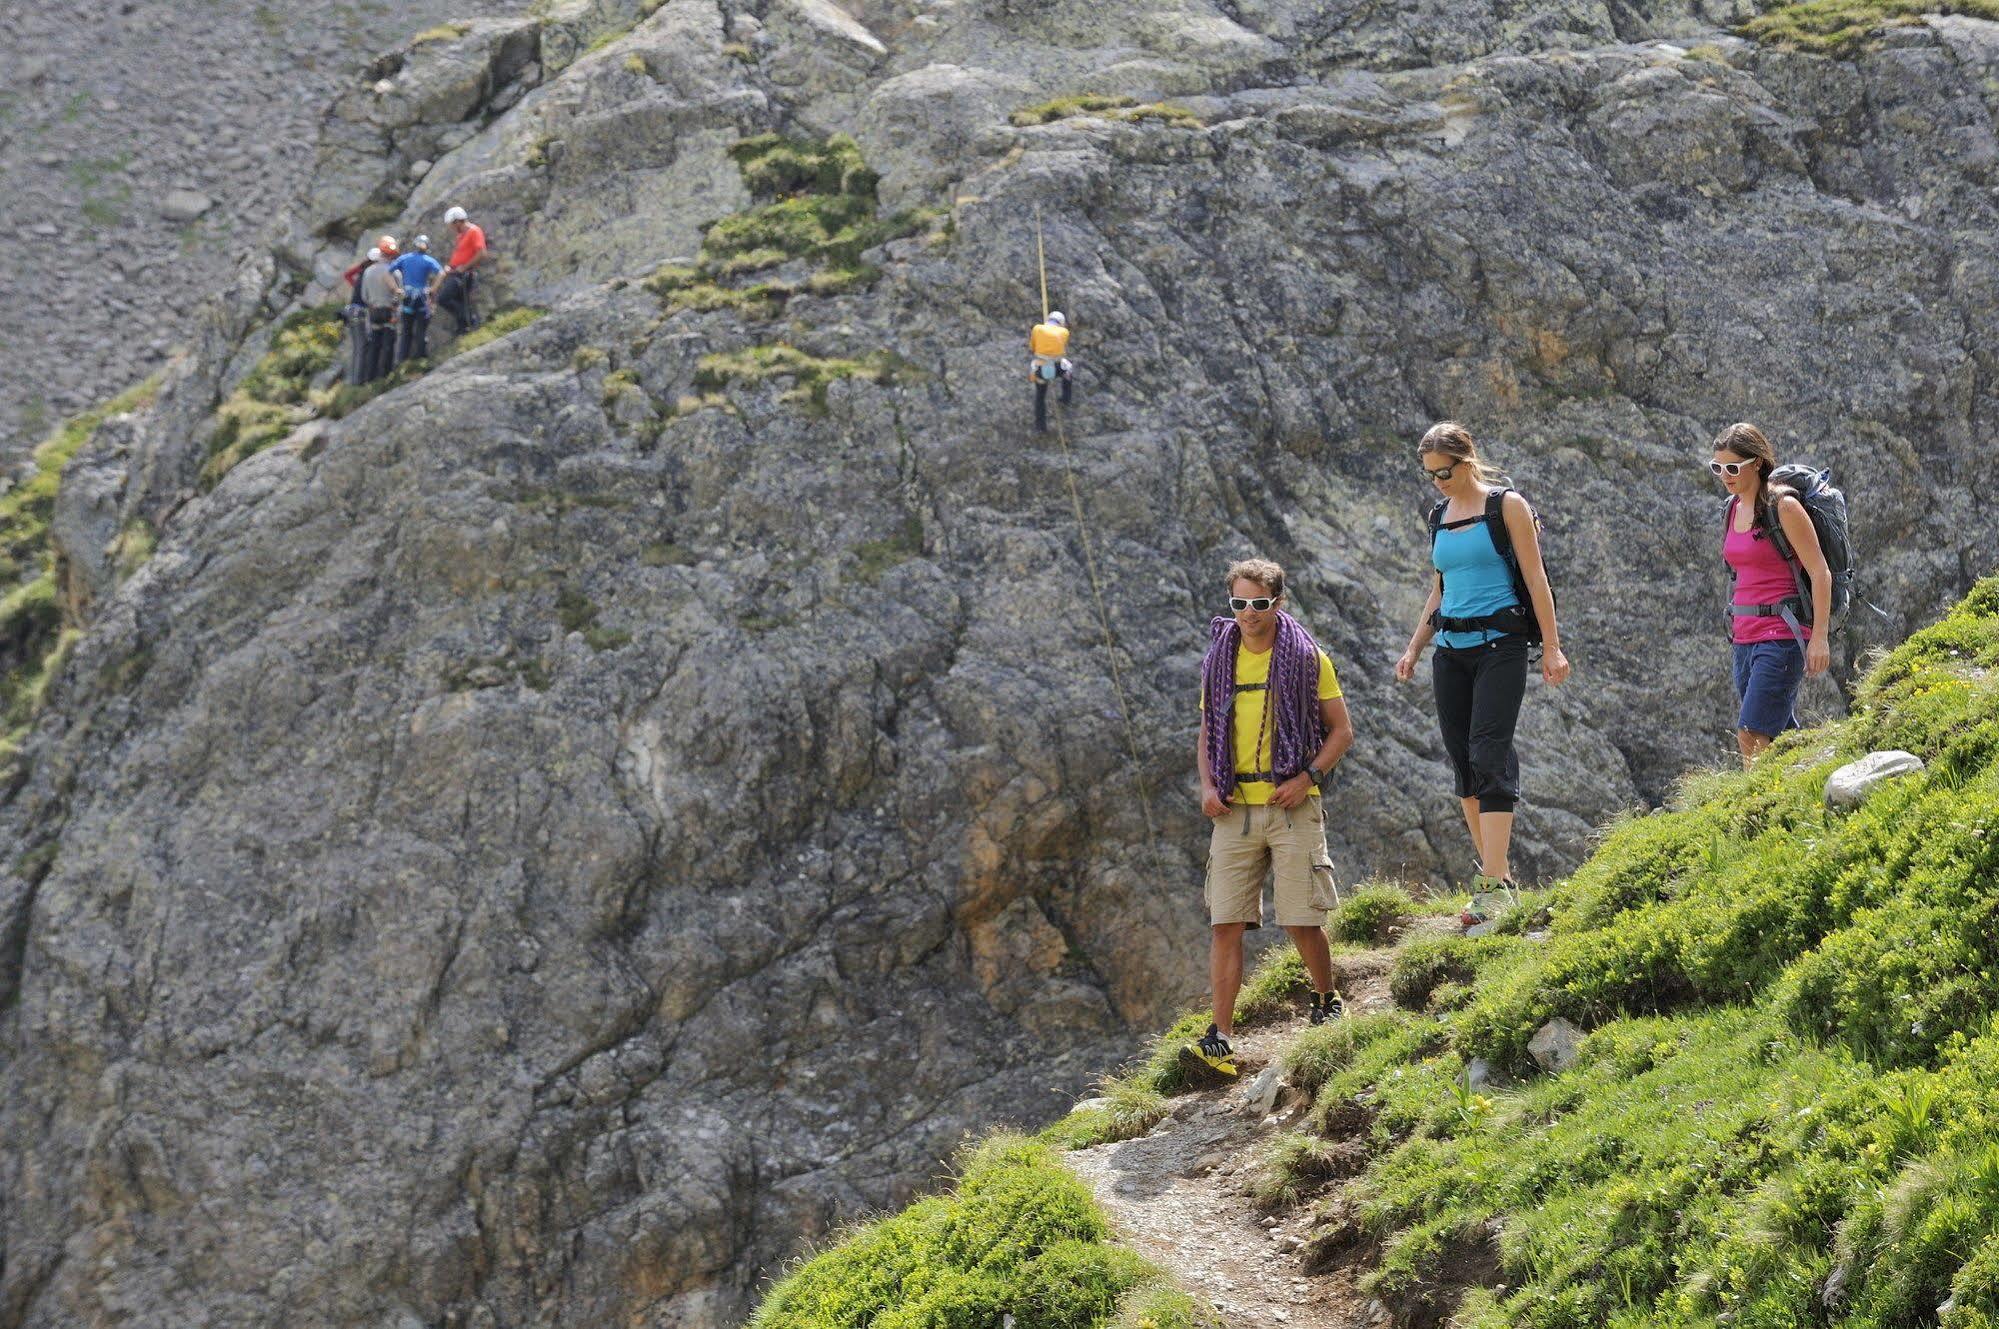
(1327, 884, 1415, 943)
(751, 1134, 1168, 1328)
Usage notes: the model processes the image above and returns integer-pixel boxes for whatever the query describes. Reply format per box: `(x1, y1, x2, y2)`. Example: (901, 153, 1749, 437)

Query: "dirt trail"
(1064, 942, 1421, 1328)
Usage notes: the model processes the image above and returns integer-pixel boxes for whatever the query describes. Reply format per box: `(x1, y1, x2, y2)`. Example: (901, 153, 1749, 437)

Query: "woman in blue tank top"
(1394, 422, 1570, 925)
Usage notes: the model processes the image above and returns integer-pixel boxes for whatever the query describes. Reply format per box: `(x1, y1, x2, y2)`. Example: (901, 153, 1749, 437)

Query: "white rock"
(1825, 750, 1924, 810)
(1528, 1017, 1584, 1073)
(1243, 1065, 1283, 1116)
(160, 189, 213, 222)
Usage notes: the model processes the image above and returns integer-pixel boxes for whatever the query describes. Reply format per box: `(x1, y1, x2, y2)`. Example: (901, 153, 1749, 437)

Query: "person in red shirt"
(436, 206, 487, 334)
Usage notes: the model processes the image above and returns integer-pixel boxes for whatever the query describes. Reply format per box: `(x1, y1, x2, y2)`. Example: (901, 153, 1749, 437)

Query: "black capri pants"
(1433, 634, 1529, 813)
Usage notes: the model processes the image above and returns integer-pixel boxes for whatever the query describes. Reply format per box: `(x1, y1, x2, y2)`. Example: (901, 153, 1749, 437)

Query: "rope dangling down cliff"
(1036, 202, 1156, 841)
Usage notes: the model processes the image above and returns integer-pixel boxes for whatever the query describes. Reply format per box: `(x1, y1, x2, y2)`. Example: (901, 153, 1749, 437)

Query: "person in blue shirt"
(1395, 421, 1570, 925)
(389, 235, 446, 366)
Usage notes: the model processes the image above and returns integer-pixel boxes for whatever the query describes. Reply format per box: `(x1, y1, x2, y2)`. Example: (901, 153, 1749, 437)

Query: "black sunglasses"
(1229, 596, 1278, 612)
(1422, 460, 1462, 481)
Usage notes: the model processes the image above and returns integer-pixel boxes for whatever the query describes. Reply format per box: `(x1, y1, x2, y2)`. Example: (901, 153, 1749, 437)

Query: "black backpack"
(1725, 465, 1855, 635)
(1427, 487, 1549, 643)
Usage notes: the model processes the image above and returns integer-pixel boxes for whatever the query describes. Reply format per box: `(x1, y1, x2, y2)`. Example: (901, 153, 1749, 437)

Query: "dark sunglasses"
(1421, 460, 1461, 481)
(1229, 596, 1278, 612)
(1709, 459, 1757, 477)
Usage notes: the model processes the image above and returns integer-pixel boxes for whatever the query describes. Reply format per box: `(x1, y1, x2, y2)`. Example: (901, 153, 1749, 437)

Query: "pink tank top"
(1725, 503, 1809, 644)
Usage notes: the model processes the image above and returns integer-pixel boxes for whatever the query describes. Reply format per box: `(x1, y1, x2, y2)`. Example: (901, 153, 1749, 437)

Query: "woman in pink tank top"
(1713, 423, 1832, 768)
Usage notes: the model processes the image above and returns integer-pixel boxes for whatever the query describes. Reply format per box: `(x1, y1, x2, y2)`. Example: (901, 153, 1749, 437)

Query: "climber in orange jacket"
(1029, 311, 1074, 433)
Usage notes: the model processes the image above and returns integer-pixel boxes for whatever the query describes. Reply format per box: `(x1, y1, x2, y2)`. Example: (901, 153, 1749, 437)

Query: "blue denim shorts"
(1733, 639, 1804, 737)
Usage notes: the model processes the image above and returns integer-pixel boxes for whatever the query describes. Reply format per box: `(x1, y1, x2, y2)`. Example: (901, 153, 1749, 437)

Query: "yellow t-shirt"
(1205, 644, 1343, 805)
(1030, 322, 1070, 358)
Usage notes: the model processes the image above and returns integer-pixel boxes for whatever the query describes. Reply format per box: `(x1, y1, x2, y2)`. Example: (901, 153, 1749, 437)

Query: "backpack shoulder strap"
(1484, 488, 1517, 563)
(1427, 499, 1448, 541)
(1761, 492, 1798, 564)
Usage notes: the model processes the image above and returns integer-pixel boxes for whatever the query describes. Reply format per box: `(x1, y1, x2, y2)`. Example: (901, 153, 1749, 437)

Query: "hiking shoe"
(1465, 874, 1513, 927)
(1185, 1023, 1238, 1078)
(1309, 990, 1344, 1025)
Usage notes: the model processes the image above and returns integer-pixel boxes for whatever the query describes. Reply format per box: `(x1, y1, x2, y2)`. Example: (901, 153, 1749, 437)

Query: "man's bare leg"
(1283, 924, 1334, 994)
(1210, 922, 1247, 1037)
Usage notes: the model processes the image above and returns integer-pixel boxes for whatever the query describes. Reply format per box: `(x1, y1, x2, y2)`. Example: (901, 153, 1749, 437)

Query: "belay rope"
(1035, 205, 1156, 840)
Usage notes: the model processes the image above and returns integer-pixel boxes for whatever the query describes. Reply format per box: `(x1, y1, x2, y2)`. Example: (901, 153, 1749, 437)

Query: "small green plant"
(1236, 947, 1310, 1025)
(623, 52, 648, 75)
(1249, 1133, 1356, 1211)
(1327, 883, 1416, 943)
(411, 20, 471, 42)
(1039, 1076, 1170, 1149)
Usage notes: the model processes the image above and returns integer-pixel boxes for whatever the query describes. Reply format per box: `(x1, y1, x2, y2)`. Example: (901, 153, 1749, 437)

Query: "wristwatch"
(1307, 762, 1329, 789)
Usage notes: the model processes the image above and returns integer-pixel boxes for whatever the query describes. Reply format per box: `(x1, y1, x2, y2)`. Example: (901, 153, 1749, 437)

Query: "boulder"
(1825, 750, 1925, 810)
(159, 189, 213, 222)
(1529, 1018, 1585, 1074)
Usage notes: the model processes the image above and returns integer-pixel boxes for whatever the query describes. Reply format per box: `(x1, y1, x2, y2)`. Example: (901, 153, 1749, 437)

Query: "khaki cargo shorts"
(1204, 798, 1340, 928)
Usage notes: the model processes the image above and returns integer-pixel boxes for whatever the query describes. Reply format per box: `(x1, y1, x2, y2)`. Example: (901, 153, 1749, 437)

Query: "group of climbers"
(341, 206, 487, 385)
(1185, 420, 1846, 1075)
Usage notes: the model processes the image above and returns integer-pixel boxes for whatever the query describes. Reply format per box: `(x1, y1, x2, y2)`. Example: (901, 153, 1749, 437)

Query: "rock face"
(6, 0, 1999, 1325)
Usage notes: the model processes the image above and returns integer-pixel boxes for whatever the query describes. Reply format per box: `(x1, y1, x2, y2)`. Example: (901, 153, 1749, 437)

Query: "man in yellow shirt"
(1028, 310, 1074, 433)
(1190, 558, 1354, 1074)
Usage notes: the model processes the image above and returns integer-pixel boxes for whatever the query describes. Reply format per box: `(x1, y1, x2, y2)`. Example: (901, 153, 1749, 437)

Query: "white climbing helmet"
(366, 246, 382, 262)
(1047, 311, 1066, 326)
(444, 205, 468, 223)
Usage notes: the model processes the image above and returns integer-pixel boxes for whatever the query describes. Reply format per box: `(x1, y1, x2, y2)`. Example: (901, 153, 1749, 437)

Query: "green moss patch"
(1740, 0, 1999, 54)
(1011, 94, 1137, 126)
(645, 135, 943, 327)
(201, 302, 346, 488)
(692, 344, 903, 415)
(0, 376, 160, 752)
(1009, 95, 1203, 129)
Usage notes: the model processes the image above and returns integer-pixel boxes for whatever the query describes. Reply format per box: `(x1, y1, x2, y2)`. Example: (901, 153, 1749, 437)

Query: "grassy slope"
(752, 575, 1999, 1328)
(1318, 575, 1999, 1328)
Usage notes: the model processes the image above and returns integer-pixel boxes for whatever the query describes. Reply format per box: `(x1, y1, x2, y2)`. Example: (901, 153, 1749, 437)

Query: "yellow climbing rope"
(1034, 206, 1156, 840)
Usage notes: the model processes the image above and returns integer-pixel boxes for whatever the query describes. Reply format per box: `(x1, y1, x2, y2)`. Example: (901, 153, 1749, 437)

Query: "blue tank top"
(1433, 515, 1520, 649)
